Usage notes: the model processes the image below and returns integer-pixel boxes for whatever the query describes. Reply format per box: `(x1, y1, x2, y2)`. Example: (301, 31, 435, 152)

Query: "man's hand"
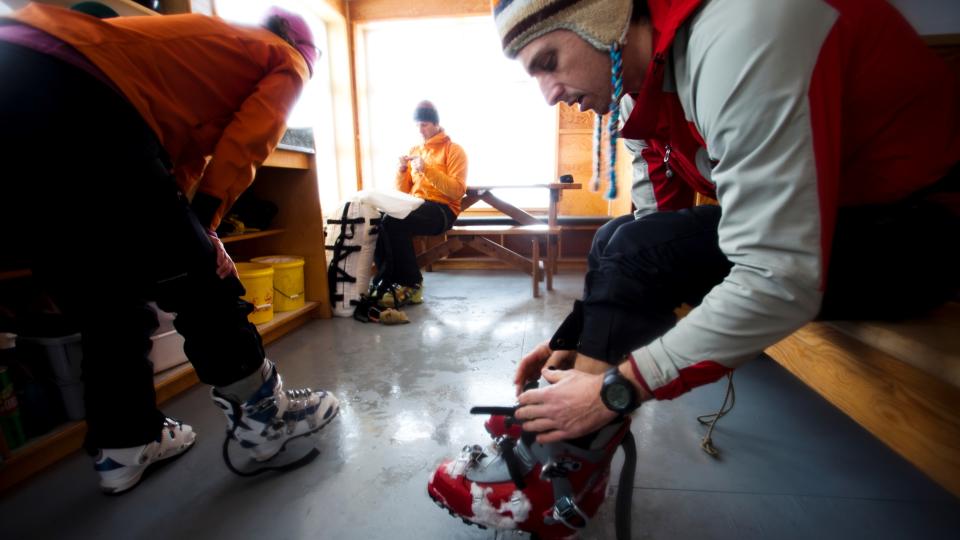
(398, 155, 413, 173)
(410, 156, 425, 174)
(207, 230, 238, 279)
(515, 369, 617, 444)
(514, 341, 575, 395)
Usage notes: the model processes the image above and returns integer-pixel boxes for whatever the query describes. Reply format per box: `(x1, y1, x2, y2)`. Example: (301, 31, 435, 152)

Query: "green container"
(0, 365, 26, 450)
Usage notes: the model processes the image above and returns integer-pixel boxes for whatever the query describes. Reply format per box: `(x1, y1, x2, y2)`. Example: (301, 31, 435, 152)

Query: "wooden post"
(531, 237, 540, 297)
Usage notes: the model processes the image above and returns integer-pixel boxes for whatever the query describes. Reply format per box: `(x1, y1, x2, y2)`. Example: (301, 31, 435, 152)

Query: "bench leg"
(416, 236, 463, 270)
(545, 236, 554, 292)
(531, 237, 540, 298)
(553, 236, 560, 275)
(418, 238, 433, 272)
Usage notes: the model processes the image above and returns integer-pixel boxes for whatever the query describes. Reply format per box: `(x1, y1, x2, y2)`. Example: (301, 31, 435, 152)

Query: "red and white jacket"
(625, 0, 960, 399)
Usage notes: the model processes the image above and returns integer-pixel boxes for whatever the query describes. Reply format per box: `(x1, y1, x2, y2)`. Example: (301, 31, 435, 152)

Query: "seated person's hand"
(515, 340, 575, 395)
(398, 155, 412, 173)
(410, 156, 425, 174)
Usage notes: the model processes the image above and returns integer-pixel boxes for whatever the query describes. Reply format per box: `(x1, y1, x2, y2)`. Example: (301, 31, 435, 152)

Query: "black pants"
(577, 178, 959, 364)
(0, 43, 265, 450)
(373, 200, 455, 287)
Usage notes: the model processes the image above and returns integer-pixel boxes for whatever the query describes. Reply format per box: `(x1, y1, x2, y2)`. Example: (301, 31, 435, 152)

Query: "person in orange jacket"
(0, 3, 339, 494)
(374, 100, 468, 306)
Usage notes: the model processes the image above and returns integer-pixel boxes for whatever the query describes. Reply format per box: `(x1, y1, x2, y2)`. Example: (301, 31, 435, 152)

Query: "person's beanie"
(70, 1, 119, 18)
(413, 100, 439, 125)
(263, 6, 318, 76)
(491, 0, 633, 58)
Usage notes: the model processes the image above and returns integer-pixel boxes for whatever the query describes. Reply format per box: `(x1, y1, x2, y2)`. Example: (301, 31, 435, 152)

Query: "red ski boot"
(485, 300, 582, 442)
(482, 381, 540, 440)
(483, 414, 522, 440)
(428, 414, 635, 539)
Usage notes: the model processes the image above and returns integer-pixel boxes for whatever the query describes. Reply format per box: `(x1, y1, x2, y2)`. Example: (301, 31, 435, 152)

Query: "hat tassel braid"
(590, 43, 624, 199)
(606, 43, 623, 200)
(591, 113, 603, 192)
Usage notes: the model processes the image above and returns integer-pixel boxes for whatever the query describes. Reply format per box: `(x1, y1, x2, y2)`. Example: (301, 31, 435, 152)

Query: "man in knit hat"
(373, 100, 468, 307)
(428, 0, 959, 534)
(0, 4, 337, 493)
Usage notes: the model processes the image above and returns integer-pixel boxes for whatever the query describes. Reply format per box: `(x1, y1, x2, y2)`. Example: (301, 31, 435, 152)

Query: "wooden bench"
(416, 224, 560, 297)
(765, 302, 960, 498)
(764, 33, 960, 499)
(413, 183, 579, 297)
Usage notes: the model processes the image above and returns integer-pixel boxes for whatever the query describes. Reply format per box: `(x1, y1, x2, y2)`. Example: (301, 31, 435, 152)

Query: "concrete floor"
(0, 270, 957, 539)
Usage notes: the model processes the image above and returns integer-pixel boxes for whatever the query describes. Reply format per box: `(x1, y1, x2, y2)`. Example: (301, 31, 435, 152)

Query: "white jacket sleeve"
(631, 0, 839, 397)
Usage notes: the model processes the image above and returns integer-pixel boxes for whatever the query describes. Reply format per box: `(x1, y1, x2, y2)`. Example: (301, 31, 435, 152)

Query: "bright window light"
(215, 0, 326, 129)
(357, 17, 557, 210)
(215, 0, 343, 211)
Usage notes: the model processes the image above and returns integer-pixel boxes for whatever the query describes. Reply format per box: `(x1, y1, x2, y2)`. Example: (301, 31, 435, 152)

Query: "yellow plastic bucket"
(236, 262, 274, 324)
(250, 255, 305, 312)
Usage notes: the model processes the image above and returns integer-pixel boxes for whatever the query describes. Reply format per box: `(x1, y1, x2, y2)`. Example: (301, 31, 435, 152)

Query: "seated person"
(373, 100, 468, 306)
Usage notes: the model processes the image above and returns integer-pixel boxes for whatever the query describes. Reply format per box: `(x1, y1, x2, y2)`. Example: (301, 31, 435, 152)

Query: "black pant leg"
(579, 205, 733, 363)
(145, 183, 266, 388)
(0, 43, 170, 449)
(585, 214, 636, 299)
(0, 44, 264, 449)
(374, 201, 454, 286)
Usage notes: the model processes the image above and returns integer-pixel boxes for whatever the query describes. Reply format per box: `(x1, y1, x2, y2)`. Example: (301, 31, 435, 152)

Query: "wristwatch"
(600, 367, 639, 415)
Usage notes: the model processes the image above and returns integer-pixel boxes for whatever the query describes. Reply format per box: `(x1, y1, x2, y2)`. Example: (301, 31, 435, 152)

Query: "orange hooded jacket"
(7, 3, 309, 229)
(396, 129, 468, 215)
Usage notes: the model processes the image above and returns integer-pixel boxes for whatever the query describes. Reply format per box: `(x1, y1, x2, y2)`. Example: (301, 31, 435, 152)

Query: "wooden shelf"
(0, 268, 31, 282)
(1, 358, 198, 493)
(263, 148, 311, 170)
(220, 229, 286, 244)
(113, 0, 158, 15)
(257, 301, 320, 344)
(153, 361, 200, 403)
(0, 419, 85, 493)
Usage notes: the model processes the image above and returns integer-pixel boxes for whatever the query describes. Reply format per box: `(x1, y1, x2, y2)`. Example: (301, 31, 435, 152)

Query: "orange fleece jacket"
(396, 129, 468, 214)
(7, 3, 309, 228)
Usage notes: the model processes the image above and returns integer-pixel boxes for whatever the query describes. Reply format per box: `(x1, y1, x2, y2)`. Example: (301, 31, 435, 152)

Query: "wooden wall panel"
(556, 103, 632, 217)
(325, 0, 348, 17)
(348, 0, 488, 21)
(557, 132, 609, 216)
(558, 102, 594, 130)
(557, 103, 602, 216)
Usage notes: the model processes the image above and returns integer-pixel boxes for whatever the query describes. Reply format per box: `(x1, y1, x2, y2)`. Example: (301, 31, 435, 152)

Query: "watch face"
(606, 383, 631, 410)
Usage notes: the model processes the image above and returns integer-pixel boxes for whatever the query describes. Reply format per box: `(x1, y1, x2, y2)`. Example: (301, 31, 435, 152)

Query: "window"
(356, 16, 557, 209)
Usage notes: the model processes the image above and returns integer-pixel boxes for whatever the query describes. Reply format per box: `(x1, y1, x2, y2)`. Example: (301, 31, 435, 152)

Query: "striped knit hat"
(492, 0, 633, 199)
(492, 0, 633, 58)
